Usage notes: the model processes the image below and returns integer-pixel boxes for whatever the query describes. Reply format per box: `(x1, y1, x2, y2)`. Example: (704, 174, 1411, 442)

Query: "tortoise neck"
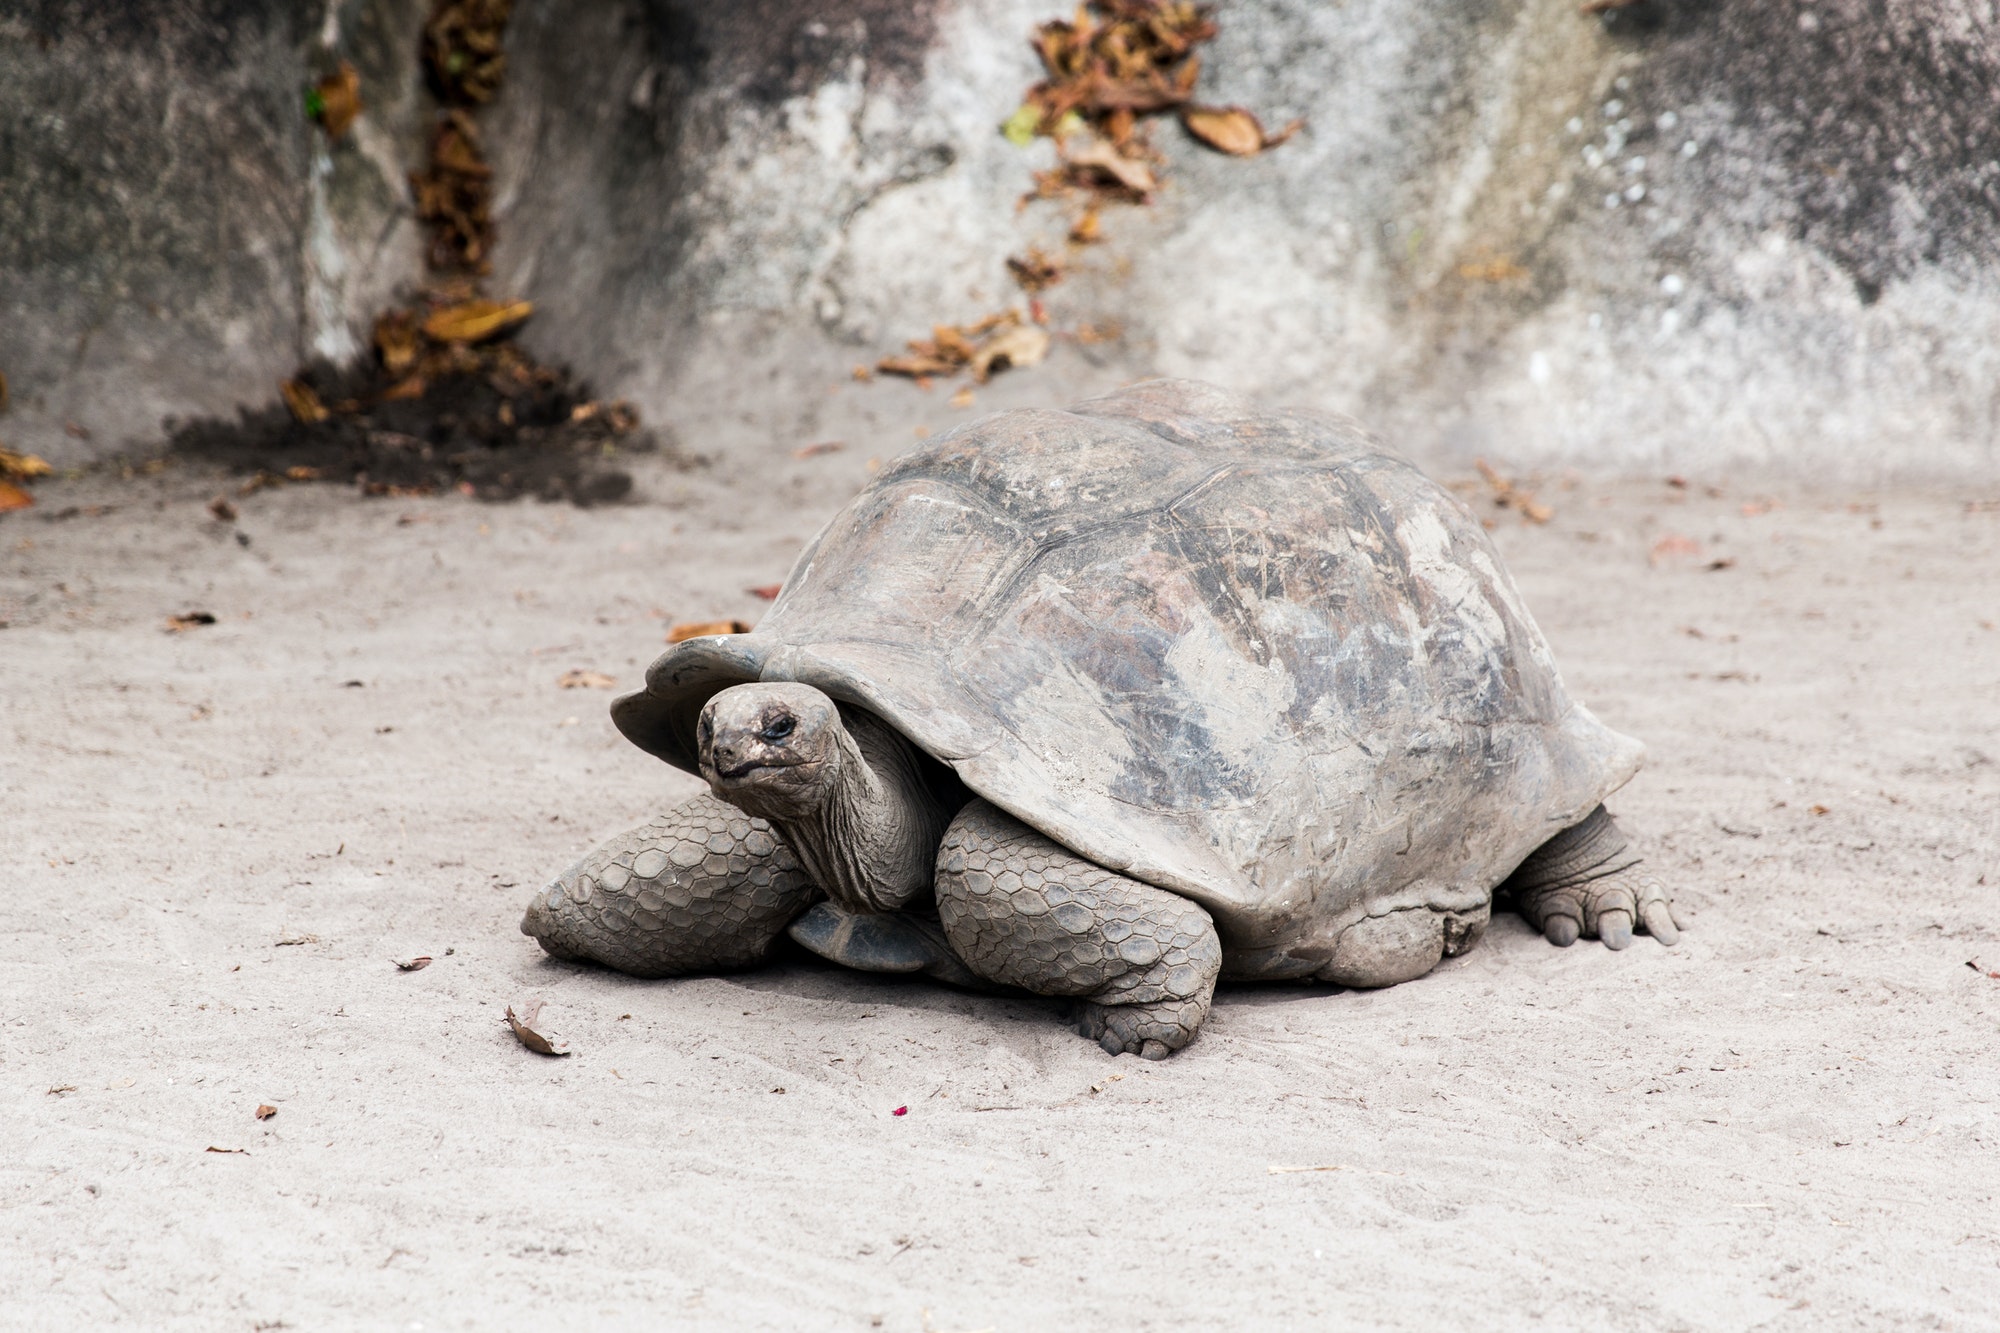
(772, 706, 951, 914)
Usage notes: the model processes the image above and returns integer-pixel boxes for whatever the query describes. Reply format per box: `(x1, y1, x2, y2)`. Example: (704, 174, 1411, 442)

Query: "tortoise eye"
(760, 714, 796, 743)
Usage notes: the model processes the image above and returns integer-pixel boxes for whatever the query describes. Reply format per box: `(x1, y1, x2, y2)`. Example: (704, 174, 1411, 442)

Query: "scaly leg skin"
(1503, 804, 1682, 951)
(521, 793, 818, 977)
(934, 800, 1222, 1059)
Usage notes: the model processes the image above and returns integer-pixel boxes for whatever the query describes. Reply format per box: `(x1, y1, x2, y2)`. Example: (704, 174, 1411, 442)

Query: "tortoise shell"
(613, 379, 1642, 974)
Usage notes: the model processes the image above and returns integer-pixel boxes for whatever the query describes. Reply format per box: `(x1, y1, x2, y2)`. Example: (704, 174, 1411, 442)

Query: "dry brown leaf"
(207, 496, 238, 522)
(1474, 459, 1553, 524)
(792, 440, 844, 458)
(505, 998, 570, 1057)
(1181, 104, 1303, 156)
(557, 669, 616, 689)
(165, 611, 218, 632)
(1182, 105, 1262, 156)
(1007, 248, 1064, 292)
(667, 619, 751, 643)
(422, 299, 532, 344)
(373, 310, 421, 375)
(0, 447, 49, 479)
(313, 61, 362, 139)
(273, 931, 319, 946)
(280, 379, 329, 425)
(1069, 208, 1103, 244)
(1064, 139, 1157, 194)
(971, 325, 1051, 383)
(0, 480, 31, 513)
(393, 956, 433, 971)
(205, 1146, 248, 1155)
(254, 1104, 277, 1120)
(424, 0, 512, 105)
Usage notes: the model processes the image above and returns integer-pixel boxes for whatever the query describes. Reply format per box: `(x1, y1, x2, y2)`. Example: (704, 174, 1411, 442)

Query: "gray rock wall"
(3, 0, 1994, 477)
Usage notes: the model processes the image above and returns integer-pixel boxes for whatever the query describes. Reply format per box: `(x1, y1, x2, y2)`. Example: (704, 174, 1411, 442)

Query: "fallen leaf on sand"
(950, 386, 976, 409)
(274, 932, 319, 946)
(0, 480, 31, 512)
(0, 447, 51, 479)
(310, 61, 363, 139)
(1182, 105, 1301, 156)
(972, 325, 1050, 383)
(280, 378, 329, 425)
(1474, 459, 1553, 524)
(205, 1146, 249, 1154)
(207, 495, 238, 522)
(1706, 557, 1737, 571)
(557, 669, 616, 690)
(165, 612, 219, 632)
(255, 1104, 278, 1120)
(667, 619, 751, 642)
(506, 998, 570, 1056)
(393, 956, 433, 971)
(792, 440, 844, 458)
(46, 1084, 76, 1096)
(747, 584, 782, 601)
(422, 299, 533, 344)
(1809, 804, 1831, 816)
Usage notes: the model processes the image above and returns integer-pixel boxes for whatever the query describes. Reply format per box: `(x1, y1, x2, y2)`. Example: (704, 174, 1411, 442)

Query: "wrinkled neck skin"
(729, 706, 953, 915)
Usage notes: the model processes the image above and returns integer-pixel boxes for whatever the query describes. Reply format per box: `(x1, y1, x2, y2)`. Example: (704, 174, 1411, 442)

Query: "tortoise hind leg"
(521, 793, 818, 976)
(1503, 805, 1681, 950)
(934, 800, 1221, 1059)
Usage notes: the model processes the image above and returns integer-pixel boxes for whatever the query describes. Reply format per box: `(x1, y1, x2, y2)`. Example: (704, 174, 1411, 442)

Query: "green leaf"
(304, 87, 325, 120)
(1000, 103, 1041, 147)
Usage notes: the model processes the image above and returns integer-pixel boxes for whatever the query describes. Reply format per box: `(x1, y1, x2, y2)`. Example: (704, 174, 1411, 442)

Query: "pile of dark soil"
(168, 342, 662, 506)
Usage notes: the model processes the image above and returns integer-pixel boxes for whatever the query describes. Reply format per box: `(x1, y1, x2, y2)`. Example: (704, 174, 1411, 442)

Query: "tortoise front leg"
(934, 800, 1222, 1059)
(521, 793, 818, 977)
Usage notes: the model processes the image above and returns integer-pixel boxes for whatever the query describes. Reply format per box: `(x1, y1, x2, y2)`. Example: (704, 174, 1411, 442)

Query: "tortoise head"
(696, 682, 847, 819)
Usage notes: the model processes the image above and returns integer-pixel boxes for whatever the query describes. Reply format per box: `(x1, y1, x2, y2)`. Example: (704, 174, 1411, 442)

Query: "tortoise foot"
(1077, 998, 1206, 1060)
(1505, 805, 1682, 951)
(935, 799, 1221, 1058)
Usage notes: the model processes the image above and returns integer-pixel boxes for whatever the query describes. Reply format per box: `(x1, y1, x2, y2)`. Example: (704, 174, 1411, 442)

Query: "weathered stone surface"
(3, 0, 1994, 475)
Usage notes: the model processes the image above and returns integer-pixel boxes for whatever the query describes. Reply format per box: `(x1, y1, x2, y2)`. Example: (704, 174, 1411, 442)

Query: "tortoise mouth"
(711, 758, 794, 781)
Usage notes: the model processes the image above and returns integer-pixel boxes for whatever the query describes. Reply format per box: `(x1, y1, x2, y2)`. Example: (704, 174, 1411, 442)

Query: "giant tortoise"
(521, 379, 1678, 1057)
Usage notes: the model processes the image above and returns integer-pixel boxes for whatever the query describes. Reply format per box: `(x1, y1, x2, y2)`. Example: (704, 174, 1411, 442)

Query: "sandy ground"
(4, 430, 1998, 1332)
